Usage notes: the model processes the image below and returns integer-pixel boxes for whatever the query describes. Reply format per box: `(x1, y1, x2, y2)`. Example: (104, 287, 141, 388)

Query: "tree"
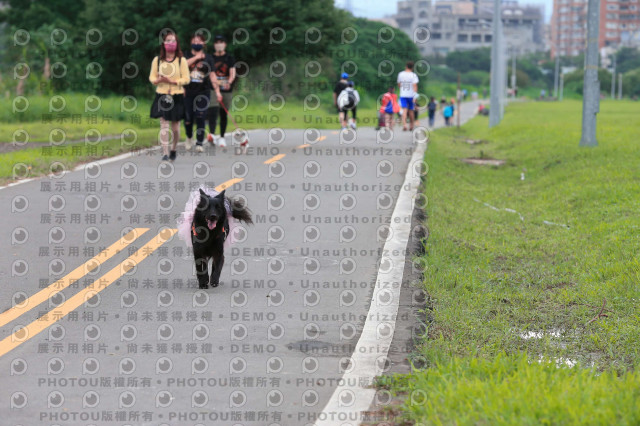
(1, 0, 352, 95)
(445, 48, 491, 73)
(330, 17, 423, 96)
(616, 47, 640, 74)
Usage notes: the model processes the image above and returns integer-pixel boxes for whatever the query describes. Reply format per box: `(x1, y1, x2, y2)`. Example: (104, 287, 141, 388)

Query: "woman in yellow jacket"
(149, 31, 190, 161)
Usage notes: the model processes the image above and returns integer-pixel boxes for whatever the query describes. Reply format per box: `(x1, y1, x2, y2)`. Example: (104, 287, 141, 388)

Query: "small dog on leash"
(178, 187, 252, 289)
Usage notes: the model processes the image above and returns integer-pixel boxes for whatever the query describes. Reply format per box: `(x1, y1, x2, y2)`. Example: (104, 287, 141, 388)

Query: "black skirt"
(150, 93, 185, 121)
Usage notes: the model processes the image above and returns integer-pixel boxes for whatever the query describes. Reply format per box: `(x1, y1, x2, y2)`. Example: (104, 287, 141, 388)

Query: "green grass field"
(381, 100, 640, 424)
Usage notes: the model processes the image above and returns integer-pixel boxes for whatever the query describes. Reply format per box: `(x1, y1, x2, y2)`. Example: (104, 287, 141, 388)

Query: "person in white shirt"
(397, 61, 419, 131)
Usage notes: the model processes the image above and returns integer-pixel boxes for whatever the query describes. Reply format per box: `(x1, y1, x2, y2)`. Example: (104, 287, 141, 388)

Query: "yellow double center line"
(0, 228, 149, 328)
(0, 177, 242, 359)
(0, 228, 176, 358)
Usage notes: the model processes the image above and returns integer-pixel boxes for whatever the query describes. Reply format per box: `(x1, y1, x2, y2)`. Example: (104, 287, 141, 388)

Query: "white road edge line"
(314, 136, 427, 426)
(0, 130, 261, 191)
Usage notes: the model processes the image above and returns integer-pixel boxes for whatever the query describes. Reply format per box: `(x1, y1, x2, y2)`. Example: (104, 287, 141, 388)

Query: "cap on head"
(341, 72, 348, 79)
(347, 81, 354, 87)
(214, 35, 226, 43)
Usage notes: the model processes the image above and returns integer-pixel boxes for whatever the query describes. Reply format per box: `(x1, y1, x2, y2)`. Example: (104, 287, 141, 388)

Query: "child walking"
(379, 86, 400, 130)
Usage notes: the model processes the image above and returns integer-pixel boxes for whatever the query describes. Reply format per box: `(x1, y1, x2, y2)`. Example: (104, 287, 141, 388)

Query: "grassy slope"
(385, 100, 640, 424)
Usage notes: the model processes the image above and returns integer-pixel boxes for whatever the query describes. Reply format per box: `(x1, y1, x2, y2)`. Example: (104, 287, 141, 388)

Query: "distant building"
(370, 17, 400, 28)
(543, 22, 553, 52)
(392, 0, 545, 56)
(551, 0, 640, 57)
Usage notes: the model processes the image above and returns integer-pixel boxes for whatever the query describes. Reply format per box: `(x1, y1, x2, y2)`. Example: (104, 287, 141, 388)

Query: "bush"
(429, 65, 459, 83)
(621, 69, 640, 98)
(445, 47, 491, 73)
(563, 68, 614, 95)
(461, 70, 489, 87)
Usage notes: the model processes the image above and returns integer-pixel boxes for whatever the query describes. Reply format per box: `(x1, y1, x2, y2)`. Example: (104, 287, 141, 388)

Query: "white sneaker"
(196, 145, 204, 153)
(218, 137, 226, 148)
(185, 137, 193, 150)
(350, 122, 357, 130)
(207, 133, 216, 146)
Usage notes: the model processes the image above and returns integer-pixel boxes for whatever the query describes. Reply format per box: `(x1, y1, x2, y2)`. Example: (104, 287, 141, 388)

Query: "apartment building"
(551, 0, 640, 57)
(393, 0, 545, 55)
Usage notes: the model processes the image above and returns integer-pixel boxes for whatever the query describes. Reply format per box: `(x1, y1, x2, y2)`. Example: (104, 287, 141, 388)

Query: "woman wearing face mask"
(183, 34, 222, 153)
(207, 35, 236, 148)
(149, 31, 190, 161)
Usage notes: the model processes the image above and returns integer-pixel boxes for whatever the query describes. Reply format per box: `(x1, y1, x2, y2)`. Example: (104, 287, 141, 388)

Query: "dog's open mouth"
(207, 219, 216, 230)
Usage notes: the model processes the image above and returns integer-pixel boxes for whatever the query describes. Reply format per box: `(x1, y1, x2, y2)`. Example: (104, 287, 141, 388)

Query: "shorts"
(400, 97, 415, 110)
(210, 91, 234, 110)
(339, 106, 357, 119)
(150, 93, 185, 121)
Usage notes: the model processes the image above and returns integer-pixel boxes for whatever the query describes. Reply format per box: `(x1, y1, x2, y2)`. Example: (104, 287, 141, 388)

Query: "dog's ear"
(216, 189, 226, 199)
(198, 189, 209, 206)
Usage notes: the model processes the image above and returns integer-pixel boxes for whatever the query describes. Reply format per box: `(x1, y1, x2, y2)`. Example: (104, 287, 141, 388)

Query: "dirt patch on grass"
(461, 157, 506, 166)
(427, 324, 454, 340)
(545, 281, 576, 291)
(464, 138, 487, 145)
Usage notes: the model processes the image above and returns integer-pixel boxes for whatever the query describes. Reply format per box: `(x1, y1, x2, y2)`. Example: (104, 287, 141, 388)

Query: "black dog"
(191, 189, 252, 289)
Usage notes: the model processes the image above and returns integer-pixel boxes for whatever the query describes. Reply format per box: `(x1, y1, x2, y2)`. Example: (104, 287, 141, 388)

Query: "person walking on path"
(397, 61, 419, 131)
(333, 72, 349, 129)
(443, 101, 454, 126)
(427, 96, 437, 128)
(379, 85, 400, 130)
(183, 33, 222, 153)
(337, 81, 360, 130)
(207, 35, 236, 148)
(149, 30, 190, 161)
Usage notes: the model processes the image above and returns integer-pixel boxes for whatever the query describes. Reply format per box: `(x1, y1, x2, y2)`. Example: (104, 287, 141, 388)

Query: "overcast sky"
(336, 0, 553, 23)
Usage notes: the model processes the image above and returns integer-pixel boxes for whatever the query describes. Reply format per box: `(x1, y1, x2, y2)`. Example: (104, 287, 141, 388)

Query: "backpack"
(444, 106, 453, 118)
(382, 93, 394, 114)
(339, 88, 359, 110)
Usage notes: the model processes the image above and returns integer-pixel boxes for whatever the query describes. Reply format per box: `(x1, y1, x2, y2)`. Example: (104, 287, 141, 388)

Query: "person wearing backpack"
(333, 73, 349, 128)
(149, 31, 191, 161)
(337, 81, 360, 130)
(379, 86, 400, 130)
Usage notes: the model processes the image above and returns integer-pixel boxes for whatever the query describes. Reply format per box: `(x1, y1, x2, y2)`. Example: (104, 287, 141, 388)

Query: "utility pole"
(489, 0, 502, 127)
(610, 53, 616, 99)
(457, 72, 461, 128)
(553, 0, 562, 99)
(554, 55, 560, 99)
(499, 14, 506, 119)
(618, 72, 622, 99)
(511, 47, 517, 98)
(579, 0, 600, 147)
(559, 73, 564, 101)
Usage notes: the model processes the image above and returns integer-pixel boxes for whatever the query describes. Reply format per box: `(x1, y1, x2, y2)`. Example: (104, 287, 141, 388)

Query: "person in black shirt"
(184, 34, 222, 152)
(207, 35, 236, 148)
(427, 96, 437, 128)
(333, 73, 348, 129)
